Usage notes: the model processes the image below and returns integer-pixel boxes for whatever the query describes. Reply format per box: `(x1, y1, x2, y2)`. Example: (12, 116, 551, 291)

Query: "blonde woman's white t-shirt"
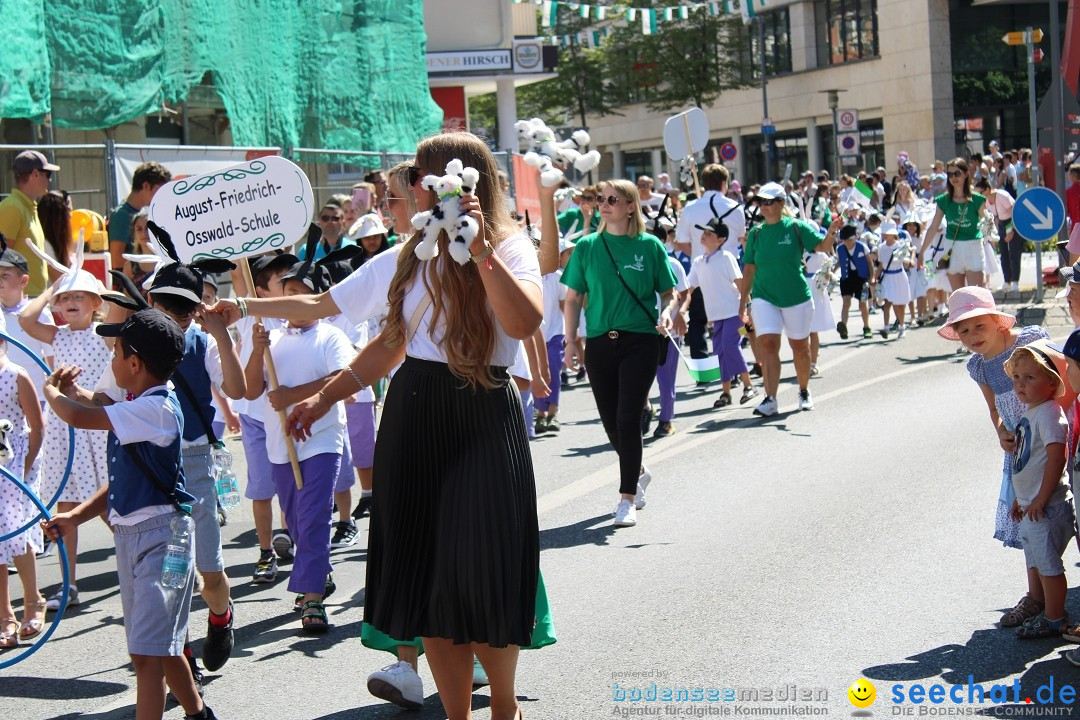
(400, 233, 541, 366)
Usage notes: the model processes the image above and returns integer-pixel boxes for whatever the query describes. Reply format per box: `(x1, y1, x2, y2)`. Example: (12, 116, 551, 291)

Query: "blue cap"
(1050, 327, 1080, 363)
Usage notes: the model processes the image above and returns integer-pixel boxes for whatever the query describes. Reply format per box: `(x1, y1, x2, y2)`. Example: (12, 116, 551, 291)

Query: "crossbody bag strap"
(599, 233, 659, 328)
(169, 370, 219, 446)
(877, 247, 896, 282)
(122, 443, 189, 514)
(407, 294, 433, 343)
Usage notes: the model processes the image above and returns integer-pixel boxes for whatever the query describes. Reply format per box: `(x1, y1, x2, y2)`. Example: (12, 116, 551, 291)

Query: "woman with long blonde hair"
(280, 134, 540, 720)
(562, 178, 679, 527)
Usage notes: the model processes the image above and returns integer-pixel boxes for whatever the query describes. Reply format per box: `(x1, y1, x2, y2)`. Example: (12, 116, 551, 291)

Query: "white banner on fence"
(113, 146, 279, 207)
(148, 156, 314, 264)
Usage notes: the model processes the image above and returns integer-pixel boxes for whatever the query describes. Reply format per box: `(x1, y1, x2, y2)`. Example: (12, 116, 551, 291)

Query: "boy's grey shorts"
(1021, 501, 1076, 576)
(184, 444, 224, 574)
(114, 512, 194, 656)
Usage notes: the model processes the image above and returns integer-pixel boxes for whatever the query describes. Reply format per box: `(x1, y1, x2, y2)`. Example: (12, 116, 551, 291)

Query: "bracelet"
(346, 366, 367, 390)
(317, 389, 328, 408)
(470, 244, 495, 264)
(237, 297, 248, 319)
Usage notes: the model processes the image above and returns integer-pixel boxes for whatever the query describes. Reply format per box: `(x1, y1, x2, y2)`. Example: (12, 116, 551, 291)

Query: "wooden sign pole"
(241, 258, 304, 490)
(681, 114, 702, 197)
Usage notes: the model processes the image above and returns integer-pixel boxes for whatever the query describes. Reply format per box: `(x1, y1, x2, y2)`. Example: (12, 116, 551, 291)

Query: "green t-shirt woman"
(918, 156, 994, 289)
(560, 179, 679, 528)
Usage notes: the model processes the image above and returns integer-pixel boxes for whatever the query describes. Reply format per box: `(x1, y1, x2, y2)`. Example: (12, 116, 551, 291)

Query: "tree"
(603, 2, 746, 112)
(468, 2, 750, 136)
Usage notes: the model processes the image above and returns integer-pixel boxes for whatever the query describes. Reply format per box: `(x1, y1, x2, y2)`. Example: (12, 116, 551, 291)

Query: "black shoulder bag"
(598, 233, 671, 364)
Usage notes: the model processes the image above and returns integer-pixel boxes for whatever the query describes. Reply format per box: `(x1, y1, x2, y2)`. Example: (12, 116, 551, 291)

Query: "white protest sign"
(663, 107, 709, 159)
(148, 156, 314, 264)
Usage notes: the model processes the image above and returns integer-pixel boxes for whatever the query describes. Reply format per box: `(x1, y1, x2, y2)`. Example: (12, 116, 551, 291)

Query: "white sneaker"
(753, 396, 778, 417)
(634, 466, 652, 510)
(472, 657, 489, 687)
(367, 661, 424, 709)
(798, 389, 814, 411)
(897, 324, 906, 338)
(809, 363, 820, 377)
(613, 499, 637, 527)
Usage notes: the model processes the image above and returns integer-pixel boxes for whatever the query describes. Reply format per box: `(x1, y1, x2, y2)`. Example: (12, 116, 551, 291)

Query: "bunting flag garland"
(523, 0, 746, 42)
(641, 8, 657, 34)
(542, 0, 558, 27)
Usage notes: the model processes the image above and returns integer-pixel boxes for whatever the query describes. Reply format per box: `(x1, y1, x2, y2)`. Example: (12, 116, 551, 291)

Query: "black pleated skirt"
(364, 357, 540, 647)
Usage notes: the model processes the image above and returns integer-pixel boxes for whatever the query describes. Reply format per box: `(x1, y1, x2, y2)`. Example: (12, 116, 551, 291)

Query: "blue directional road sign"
(1013, 187, 1065, 242)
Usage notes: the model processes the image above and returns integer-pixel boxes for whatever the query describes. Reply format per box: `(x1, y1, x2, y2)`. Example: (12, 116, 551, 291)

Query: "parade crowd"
(2, 135, 1080, 720)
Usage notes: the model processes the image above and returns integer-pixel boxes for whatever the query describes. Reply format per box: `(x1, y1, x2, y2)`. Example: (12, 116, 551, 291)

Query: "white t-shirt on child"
(686, 249, 742, 321)
(233, 315, 282, 422)
(263, 322, 354, 465)
(1012, 399, 1071, 509)
(540, 271, 566, 342)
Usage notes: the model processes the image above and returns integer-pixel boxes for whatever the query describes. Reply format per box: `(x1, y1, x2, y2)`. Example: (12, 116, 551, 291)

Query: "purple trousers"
(712, 317, 748, 383)
(656, 336, 681, 422)
(271, 452, 341, 595)
(534, 334, 564, 412)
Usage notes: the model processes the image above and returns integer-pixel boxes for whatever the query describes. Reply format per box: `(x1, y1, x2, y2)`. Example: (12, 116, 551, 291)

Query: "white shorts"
(751, 298, 814, 341)
(946, 240, 987, 275)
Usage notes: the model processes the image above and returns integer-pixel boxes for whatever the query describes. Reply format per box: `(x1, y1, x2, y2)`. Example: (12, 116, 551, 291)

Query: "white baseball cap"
(756, 182, 786, 200)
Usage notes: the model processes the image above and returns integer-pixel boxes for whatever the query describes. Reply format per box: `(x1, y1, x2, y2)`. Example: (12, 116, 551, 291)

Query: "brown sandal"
(0, 617, 20, 648)
(20, 598, 46, 640)
(1001, 595, 1044, 627)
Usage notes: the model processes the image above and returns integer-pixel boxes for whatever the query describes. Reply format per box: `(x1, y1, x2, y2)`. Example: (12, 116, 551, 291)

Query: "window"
(742, 9, 793, 81)
(816, 0, 878, 66)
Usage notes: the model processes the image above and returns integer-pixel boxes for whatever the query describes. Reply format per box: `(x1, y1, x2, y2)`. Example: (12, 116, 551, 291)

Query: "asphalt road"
(5, 288, 1080, 719)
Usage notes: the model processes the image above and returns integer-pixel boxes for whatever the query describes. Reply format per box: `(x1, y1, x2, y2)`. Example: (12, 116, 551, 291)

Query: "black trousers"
(686, 288, 710, 359)
(584, 331, 660, 496)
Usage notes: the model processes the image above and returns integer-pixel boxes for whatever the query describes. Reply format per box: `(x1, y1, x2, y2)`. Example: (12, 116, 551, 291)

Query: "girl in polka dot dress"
(18, 258, 111, 613)
(0, 317, 46, 647)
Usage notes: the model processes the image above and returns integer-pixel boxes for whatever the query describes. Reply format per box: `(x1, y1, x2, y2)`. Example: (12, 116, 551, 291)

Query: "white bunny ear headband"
(24, 230, 106, 298)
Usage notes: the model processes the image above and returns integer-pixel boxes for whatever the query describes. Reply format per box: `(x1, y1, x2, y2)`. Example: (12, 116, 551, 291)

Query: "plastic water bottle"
(161, 508, 194, 589)
(211, 442, 241, 510)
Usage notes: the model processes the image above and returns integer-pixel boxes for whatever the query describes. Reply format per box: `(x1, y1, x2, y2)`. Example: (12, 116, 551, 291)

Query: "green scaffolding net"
(0, 0, 443, 156)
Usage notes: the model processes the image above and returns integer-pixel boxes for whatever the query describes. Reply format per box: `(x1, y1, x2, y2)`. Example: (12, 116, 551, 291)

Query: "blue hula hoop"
(0, 463, 70, 669)
(0, 329, 75, 541)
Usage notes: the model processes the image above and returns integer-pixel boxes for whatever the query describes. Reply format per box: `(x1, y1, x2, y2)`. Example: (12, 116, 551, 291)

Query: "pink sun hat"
(938, 286, 1016, 341)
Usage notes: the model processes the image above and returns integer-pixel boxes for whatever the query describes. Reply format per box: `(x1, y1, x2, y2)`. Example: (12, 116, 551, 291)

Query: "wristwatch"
(470, 244, 495, 264)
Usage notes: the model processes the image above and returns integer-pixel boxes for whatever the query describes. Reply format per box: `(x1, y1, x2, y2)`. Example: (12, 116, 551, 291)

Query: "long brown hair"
(382, 133, 519, 389)
(37, 190, 71, 267)
(946, 157, 972, 200)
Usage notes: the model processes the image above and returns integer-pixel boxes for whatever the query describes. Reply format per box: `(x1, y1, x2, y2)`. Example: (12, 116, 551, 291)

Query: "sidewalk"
(998, 251, 1073, 337)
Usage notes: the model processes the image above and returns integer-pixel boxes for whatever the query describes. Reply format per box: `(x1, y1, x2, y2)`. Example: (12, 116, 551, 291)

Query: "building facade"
(585, 0, 1061, 185)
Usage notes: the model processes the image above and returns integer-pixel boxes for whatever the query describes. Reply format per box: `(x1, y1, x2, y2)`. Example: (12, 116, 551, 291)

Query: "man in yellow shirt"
(0, 150, 58, 296)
